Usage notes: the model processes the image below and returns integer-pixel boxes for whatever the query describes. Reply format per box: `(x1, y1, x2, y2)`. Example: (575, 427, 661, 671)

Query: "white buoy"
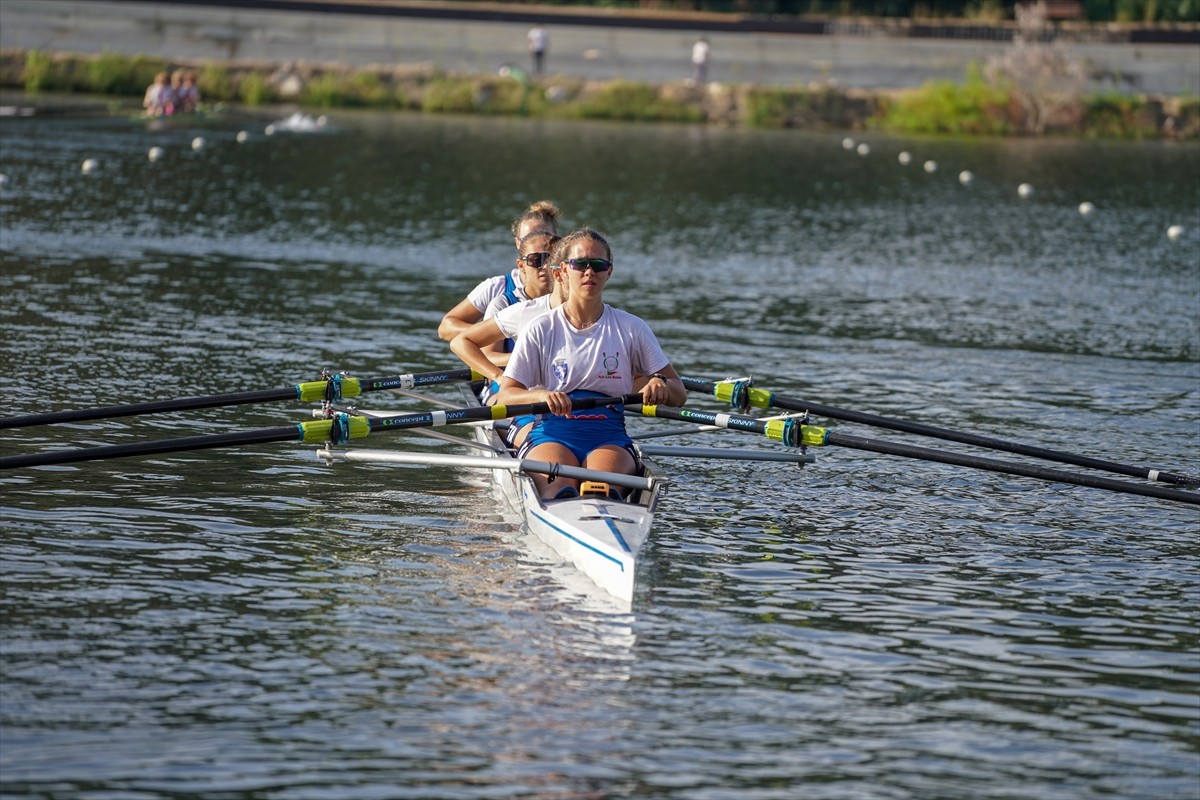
(1167, 225, 1184, 241)
(1078, 202, 1095, 217)
(842, 137, 855, 150)
(264, 124, 276, 136)
(191, 136, 205, 151)
(856, 143, 870, 156)
(148, 146, 164, 162)
(923, 160, 937, 173)
(81, 158, 99, 173)
(1018, 183, 1034, 199)
(236, 130, 248, 143)
(959, 170, 974, 185)
(898, 151, 912, 165)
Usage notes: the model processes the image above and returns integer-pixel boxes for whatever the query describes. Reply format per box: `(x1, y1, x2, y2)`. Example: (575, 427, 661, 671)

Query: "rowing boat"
(461, 382, 664, 605)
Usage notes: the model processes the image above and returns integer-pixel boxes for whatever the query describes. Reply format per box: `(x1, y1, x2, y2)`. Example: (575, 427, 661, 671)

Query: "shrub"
(567, 80, 702, 123)
(875, 64, 1012, 135)
(238, 71, 270, 105)
(1082, 93, 1159, 138)
(198, 63, 233, 102)
(85, 51, 160, 96)
(22, 50, 52, 93)
(423, 78, 477, 113)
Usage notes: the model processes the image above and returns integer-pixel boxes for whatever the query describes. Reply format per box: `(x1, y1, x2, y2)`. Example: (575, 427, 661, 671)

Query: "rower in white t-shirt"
(436, 200, 560, 343)
(493, 227, 687, 501)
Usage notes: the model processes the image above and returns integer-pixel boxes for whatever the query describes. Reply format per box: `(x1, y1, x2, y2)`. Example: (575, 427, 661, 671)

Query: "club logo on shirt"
(553, 358, 569, 385)
(602, 351, 620, 377)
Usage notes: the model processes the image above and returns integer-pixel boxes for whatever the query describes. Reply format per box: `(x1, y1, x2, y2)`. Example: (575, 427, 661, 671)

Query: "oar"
(316, 447, 659, 492)
(633, 403, 1200, 506)
(0, 394, 642, 470)
(0, 368, 483, 430)
(682, 376, 1199, 487)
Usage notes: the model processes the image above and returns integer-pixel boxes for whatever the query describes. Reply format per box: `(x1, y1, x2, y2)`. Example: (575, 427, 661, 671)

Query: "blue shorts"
(517, 390, 639, 467)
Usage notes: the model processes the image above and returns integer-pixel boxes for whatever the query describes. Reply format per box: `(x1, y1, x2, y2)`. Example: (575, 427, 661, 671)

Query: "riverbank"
(3, 47, 1197, 140)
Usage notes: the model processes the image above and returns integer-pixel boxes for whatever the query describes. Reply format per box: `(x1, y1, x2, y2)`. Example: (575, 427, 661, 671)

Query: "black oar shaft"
(681, 377, 1197, 487)
(0, 393, 642, 471)
(0, 388, 295, 430)
(827, 431, 1200, 506)
(635, 403, 1200, 506)
(0, 368, 478, 430)
(0, 427, 300, 469)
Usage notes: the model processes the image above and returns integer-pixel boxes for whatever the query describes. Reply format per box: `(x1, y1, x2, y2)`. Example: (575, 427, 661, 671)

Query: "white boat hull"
(465, 386, 661, 605)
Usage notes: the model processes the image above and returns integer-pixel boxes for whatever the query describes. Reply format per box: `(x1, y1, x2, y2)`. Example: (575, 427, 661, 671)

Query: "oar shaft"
(0, 427, 300, 469)
(635, 402, 1200, 506)
(0, 393, 643, 470)
(0, 368, 479, 430)
(827, 431, 1200, 506)
(0, 388, 293, 430)
(681, 377, 1197, 487)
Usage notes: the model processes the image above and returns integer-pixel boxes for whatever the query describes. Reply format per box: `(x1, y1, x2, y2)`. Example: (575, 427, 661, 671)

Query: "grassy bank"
(1, 49, 1196, 139)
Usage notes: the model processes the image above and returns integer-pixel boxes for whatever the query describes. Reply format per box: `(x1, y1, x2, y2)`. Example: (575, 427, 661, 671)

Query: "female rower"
(492, 228, 687, 500)
(451, 231, 565, 446)
(437, 200, 561, 342)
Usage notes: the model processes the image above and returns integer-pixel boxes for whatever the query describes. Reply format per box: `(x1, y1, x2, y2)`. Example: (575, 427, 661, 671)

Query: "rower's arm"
(450, 318, 507, 382)
(437, 298, 484, 342)
(634, 364, 687, 407)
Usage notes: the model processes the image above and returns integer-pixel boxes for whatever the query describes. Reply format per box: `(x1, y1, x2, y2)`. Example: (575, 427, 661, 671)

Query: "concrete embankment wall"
(2, 0, 1198, 95)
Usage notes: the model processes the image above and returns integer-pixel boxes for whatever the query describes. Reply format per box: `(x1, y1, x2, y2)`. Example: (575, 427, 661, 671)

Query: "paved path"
(2, 0, 1196, 94)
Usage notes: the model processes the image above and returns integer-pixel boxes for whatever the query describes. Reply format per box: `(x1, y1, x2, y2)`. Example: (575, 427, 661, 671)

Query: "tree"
(985, 1, 1087, 134)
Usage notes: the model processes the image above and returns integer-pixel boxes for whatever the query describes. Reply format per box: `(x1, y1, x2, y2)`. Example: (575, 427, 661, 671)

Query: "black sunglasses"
(564, 258, 612, 273)
(519, 252, 553, 269)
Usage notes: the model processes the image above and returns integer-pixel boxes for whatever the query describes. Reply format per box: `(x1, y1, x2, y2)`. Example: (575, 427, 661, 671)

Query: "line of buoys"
(843, 137, 1187, 241)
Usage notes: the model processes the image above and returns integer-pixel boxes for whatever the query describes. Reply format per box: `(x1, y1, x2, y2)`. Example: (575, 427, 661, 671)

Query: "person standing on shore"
(692, 37, 710, 84)
(528, 22, 548, 75)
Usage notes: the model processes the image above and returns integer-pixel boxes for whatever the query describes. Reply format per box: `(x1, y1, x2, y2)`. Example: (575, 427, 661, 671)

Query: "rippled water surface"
(1, 97, 1198, 799)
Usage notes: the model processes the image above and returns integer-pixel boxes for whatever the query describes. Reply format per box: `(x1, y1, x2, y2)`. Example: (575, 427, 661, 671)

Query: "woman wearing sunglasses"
(492, 227, 687, 500)
(451, 232, 565, 446)
(437, 200, 561, 342)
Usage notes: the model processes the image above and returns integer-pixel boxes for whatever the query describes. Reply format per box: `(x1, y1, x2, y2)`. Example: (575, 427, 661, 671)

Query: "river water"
(1, 96, 1198, 799)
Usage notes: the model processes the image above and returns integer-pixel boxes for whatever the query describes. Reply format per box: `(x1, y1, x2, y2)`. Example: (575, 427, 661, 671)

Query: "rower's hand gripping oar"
(0, 394, 644, 470)
(682, 376, 1200, 488)
(632, 402, 1200, 506)
(0, 367, 484, 430)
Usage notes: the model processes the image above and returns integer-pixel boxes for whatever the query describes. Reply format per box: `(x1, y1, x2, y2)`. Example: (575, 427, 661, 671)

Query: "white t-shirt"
(504, 304, 669, 397)
(490, 294, 554, 338)
(692, 40, 710, 65)
(467, 268, 526, 314)
(528, 26, 548, 53)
